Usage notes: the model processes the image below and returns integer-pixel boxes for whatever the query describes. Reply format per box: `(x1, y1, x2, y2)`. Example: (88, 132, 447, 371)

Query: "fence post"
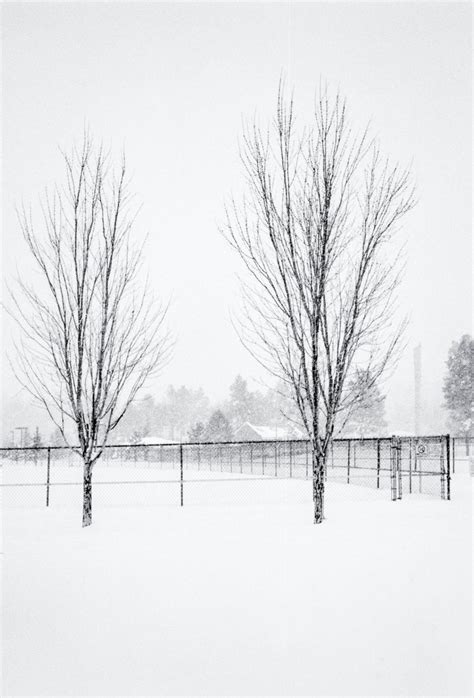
(305, 441, 309, 478)
(452, 437, 455, 474)
(390, 436, 397, 501)
(446, 434, 451, 501)
(408, 438, 412, 494)
(440, 436, 445, 498)
(262, 443, 265, 475)
(397, 440, 402, 500)
(180, 444, 184, 507)
(250, 443, 253, 474)
(240, 444, 243, 474)
(347, 440, 351, 484)
(376, 439, 381, 489)
(275, 443, 278, 477)
(418, 445, 422, 493)
(46, 447, 51, 507)
(289, 441, 293, 478)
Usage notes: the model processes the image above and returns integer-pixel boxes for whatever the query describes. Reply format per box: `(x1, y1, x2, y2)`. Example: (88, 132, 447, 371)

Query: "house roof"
(140, 436, 178, 445)
(234, 422, 304, 440)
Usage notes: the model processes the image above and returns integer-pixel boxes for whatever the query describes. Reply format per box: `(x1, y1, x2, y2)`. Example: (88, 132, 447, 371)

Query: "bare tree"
(224, 85, 415, 523)
(10, 135, 171, 526)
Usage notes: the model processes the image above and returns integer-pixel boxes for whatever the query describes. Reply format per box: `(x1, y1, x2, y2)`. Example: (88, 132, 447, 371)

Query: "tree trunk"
(312, 444, 325, 524)
(82, 460, 93, 527)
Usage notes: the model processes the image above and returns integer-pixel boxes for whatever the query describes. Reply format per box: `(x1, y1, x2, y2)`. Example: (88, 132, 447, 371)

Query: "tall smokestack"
(414, 344, 421, 434)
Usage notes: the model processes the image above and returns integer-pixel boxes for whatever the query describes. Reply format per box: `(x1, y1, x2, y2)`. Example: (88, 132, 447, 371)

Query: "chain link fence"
(451, 436, 474, 475)
(1, 435, 451, 512)
(327, 435, 451, 499)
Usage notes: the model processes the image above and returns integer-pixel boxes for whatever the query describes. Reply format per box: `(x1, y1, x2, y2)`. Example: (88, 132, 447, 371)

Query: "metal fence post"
(390, 436, 397, 501)
(376, 439, 381, 489)
(274, 443, 278, 477)
(289, 441, 293, 478)
(347, 440, 351, 484)
(180, 444, 184, 507)
(239, 444, 243, 474)
(397, 440, 402, 500)
(446, 434, 451, 501)
(440, 436, 445, 499)
(262, 443, 265, 475)
(452, 437, 455, 474)
(250, 443, 253, 474)
(46, 447, 51, 507)
(408, 438, 412, 494)
(419, 447, 422, 493)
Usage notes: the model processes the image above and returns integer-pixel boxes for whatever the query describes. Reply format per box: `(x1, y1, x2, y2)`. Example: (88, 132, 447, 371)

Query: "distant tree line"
(108, 375, 299, 444)
(6, 334, 471, 448)
(110, 371, 390, 444)
(5, 372, 390, 446)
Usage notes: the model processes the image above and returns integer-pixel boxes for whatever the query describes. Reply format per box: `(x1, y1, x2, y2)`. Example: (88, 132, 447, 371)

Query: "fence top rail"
(0, 434, 451, 453)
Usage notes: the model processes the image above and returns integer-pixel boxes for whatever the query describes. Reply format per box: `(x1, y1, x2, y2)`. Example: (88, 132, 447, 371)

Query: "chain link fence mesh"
(1, 436, 451, 512)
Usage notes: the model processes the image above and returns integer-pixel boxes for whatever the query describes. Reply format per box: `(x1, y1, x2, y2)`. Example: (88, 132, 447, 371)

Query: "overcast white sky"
(2, 1, 472, 432)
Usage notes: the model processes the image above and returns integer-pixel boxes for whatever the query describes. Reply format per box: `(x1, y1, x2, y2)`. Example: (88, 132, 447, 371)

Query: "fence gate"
(388, 435, 451, 501)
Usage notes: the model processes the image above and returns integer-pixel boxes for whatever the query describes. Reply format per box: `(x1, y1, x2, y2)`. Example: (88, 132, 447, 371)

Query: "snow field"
(1, 464, 472, 696)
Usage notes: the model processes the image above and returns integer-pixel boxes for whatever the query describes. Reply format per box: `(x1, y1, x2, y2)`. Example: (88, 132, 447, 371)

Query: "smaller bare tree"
(224, 84, 415, 523)
(10, 135, 171, 526)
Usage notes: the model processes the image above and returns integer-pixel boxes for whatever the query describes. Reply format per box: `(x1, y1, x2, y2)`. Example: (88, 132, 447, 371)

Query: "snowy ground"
(1, 460, 472, 696)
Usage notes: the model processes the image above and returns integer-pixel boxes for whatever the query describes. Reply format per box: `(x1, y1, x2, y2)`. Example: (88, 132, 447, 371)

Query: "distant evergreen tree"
(203, 410, 233, 442)
(130, 429, 144, 445)
(23, 428, 33, 448)
(32, 426, 43, 448)
(188, 421, 205, 442)
(443, 335, 473, 448)
(30, 426, 43, 465)
(341, 369, 387, 438)
(228, 375, 289, 428)
(228, 375, 254, 428)
(269, 379, 303, 428)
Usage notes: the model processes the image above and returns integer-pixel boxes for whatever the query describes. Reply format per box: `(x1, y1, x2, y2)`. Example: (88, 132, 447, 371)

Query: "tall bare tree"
(10, 135, 170, 526)
(224, 85, 415, 523)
